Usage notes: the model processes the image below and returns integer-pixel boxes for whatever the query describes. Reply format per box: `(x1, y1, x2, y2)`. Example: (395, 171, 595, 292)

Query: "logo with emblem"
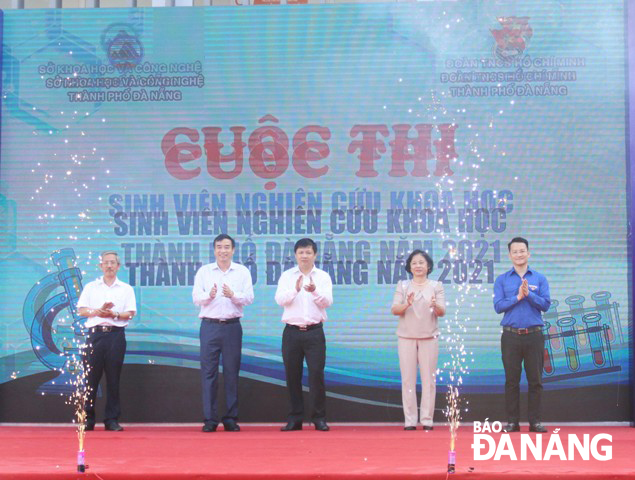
(101, 23, 144, 71)
(490, 16, 532, 60)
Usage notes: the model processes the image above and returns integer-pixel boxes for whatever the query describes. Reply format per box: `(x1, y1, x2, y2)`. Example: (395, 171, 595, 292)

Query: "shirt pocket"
(503, 284, 519, 298)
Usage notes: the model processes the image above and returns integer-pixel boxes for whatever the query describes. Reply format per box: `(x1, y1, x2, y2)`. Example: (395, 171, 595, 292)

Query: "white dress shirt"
(77, 276, 137, 328)
(275, 266, 333, 326)
(192, 262, 254, 319)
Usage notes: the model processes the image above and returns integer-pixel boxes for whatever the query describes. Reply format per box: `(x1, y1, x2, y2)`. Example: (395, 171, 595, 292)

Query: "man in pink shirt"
(275, 238, 333, 432)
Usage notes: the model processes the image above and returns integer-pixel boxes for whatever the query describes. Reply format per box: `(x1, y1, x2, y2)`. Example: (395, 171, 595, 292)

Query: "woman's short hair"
(404, 249, 434, 275)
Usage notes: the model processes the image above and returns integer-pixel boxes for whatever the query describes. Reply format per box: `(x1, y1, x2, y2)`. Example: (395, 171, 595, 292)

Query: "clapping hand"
(95, 302, 114, 318)
(522, 279, 529, 296)
(517, 279, 529, 300)
(222, 284, 234, 298)
(304, 277, 316, 293)
(406, 292, 415, 307)
(295, 275, 304, 292)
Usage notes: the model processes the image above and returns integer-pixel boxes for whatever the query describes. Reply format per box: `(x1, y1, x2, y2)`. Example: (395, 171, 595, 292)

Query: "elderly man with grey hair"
(77, 250, 136, 431)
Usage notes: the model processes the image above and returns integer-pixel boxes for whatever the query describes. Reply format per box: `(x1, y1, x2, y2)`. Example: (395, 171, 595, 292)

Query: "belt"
(503, 326, 543, 335)
(202, 317, 240, 324)
(89, 325, 124, 333)
(286, 323, 323, 332)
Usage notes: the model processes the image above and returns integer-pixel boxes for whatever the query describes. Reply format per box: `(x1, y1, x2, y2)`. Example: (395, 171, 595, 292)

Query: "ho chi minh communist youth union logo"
(490, 16, 533, 60)
(101, 23, 144, 71)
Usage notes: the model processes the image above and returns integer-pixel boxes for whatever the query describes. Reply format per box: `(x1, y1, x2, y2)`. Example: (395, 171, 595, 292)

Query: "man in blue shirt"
(493, 237, 550, 433)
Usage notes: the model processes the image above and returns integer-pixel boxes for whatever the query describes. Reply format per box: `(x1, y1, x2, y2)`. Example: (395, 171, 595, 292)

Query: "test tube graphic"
(591, 291, 620, 344)
(582, 313, 608, 368)
(564, 295, 587, 347)
(542, 321, 555, 376)
(543, 300, 562, 352)
(556, 317, 580, 372)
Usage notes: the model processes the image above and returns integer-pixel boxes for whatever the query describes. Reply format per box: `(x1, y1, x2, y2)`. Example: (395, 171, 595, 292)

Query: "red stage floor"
(0, 424, 633, 479)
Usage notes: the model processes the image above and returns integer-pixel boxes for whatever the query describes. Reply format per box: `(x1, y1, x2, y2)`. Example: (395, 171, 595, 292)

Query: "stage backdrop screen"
(0, 1, 630, 422)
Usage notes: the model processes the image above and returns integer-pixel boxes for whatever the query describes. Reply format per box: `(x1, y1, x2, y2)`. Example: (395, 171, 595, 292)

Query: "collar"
(507, 266, 534, 277)
(291, 265, 317, 276)
(211, 261, 236, 272)
(97, 276, 122, 287)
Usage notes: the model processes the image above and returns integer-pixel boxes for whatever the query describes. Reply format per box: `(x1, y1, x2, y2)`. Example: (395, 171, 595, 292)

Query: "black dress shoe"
(104, 422, 124, 432)
(423, 425, 434, 431)
(280, 421, 302, 431)
(313, 419, 330, 431)
(404, 426, 416, 431)
(502, 422, 520, 433)
(84, 421, 95, 431)
(223, 420, 240, 432)
(202, 423, 218, 432)
(529, 423, 548, 433)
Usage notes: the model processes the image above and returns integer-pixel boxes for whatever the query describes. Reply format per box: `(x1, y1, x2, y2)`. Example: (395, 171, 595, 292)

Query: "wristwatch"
(114, 312, 120, 320)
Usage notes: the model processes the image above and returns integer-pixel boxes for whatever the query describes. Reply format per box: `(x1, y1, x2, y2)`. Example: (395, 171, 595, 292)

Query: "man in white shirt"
(275, 238, 333, 432)
(77, 251, 137, 432)
(192, 234, 254, 432)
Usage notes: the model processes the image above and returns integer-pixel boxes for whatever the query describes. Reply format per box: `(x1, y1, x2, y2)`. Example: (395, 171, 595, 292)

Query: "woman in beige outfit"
(391, 250, 445, 430)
